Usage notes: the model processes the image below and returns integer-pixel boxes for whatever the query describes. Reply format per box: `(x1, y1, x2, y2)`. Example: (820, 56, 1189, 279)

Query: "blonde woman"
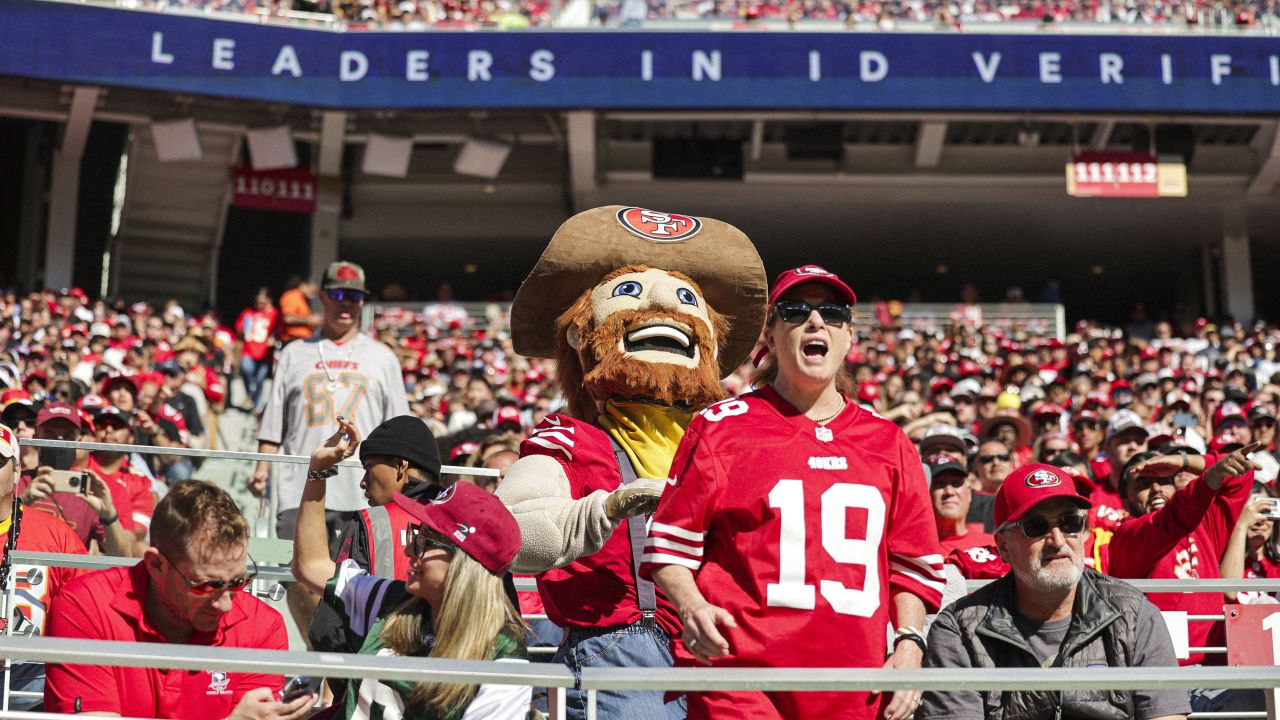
(293, 417, 530, 719)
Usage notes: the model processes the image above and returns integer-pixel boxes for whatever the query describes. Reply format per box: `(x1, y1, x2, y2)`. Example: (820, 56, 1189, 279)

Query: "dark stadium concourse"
(0, 68, 1273, 325)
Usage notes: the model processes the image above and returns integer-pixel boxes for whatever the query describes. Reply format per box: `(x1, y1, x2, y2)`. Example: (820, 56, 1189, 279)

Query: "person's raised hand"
(227, 687, 316, 720)
(604, 479, 665, 520)
(81, 470, 116, 520)
(1206, 442, 1263, 488)
(309, 416, 361, 473)
(21, 467, 56, 504)
(679, 601, 736, 666)
(1127, 453, 1186, 479)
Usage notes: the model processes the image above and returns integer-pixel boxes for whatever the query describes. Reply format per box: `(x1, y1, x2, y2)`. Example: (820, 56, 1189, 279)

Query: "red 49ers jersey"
(521, 414, 679, 636)
(640, 386, 944, 720)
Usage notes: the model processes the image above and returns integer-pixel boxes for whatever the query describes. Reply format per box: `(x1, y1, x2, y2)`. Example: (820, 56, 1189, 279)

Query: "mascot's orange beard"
(580, 307, 726, 412)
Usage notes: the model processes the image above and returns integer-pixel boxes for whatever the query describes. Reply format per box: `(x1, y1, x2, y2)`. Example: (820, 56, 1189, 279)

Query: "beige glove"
(604, 479, 667, 520)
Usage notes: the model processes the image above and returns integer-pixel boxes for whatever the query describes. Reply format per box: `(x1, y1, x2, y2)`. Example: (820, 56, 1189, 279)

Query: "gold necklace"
(812, 399, 846, 426)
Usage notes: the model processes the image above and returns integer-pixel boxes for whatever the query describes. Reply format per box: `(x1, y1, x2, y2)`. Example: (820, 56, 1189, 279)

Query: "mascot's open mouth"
(624, 323, 696, 358)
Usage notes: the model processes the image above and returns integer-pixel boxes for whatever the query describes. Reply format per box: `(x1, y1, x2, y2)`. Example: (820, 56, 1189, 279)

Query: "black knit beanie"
(360, 415, 441, 482)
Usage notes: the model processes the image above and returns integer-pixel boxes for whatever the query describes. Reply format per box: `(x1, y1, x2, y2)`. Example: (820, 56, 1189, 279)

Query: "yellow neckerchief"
(598, 399, 693, 480)
(0, 516, 11, 537)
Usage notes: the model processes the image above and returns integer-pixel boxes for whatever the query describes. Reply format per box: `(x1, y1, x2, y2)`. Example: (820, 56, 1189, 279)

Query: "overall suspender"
(609, 439, 657, 629)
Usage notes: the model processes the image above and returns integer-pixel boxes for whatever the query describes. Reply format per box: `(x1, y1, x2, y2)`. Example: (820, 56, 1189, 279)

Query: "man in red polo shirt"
(44, 481, 313, 719)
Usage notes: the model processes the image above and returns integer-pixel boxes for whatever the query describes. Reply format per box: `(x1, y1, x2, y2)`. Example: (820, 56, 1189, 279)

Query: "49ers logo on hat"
(334, 265, 360, 281)
(615, 207, 702, 242)
(1025, 469, 1062, 488)
(792, 265, 834, 277)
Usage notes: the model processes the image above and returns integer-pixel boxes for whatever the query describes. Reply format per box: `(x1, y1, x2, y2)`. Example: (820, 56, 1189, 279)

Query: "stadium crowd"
(111, 0, 1278, 30)
(2, 270, 1280, 716)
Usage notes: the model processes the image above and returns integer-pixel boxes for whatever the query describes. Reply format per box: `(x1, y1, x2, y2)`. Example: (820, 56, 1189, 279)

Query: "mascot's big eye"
(676, 288, 698, 306)
(613, 281, 643, 298)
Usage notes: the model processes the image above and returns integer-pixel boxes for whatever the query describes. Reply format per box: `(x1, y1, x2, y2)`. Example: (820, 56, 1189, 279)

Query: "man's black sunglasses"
(1073, 420, 1101, 430)
(774, 301, 852, 326)
(1007, 512, 1087, 538)
(326, 288, 367, 304)
(978, 453, 1011, 464)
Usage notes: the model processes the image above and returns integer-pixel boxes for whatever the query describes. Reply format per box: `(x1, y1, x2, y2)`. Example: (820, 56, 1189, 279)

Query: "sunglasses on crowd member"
(407, 524, 456, 557)
(325, 288, 367, 304)
(1041, 448, 1068, 462)
(774, 301, 852, 326)
(161, 550, 258, 596)
(1006, 512, 1088, 539)
(1073, 420, 1101, 431)
(978, 452, 1011, 464)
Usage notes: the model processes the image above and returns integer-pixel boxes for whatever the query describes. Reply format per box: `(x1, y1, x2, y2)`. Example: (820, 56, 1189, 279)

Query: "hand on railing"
(227, 686, 316, 720)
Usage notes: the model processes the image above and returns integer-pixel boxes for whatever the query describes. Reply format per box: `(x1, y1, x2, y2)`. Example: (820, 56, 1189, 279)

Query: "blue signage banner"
(4, 0, 1280, 111)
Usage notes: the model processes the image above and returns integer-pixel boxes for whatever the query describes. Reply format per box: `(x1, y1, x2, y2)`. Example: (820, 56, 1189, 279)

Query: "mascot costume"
(497, 206, 766, 720)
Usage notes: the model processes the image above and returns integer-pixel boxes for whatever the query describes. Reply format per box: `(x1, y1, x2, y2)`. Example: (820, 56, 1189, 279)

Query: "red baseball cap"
(1213, 402, 1248, 431)
(35, 402, 82, 430)
(492, 406, 523, 430)
(994, 463, 1092, 527)
(391, 482, 520, 575)
(768, 265, 857, 306)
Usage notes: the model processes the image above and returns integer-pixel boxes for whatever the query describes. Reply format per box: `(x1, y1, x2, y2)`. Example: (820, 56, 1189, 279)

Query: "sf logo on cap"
(793, 265, 833, 277)
(1025, 469, 1062, 488)
(615, 207, 702, 242)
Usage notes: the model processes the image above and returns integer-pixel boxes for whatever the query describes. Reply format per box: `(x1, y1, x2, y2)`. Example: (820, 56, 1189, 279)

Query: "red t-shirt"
(15, 473, 109, 549)
(1107, 456, 1252, 666)
(1088, 483, 1128, 532)
(7, 508, 88, 634)
(87, 455, 153, 537)
(236, 307, 279, 362)
(939, 526, 995, 555)
(1237, 555, 1280, 605)
(641, 387, 944, 720)
(45, 563, 287, 718)
(518, 414, 680, 636)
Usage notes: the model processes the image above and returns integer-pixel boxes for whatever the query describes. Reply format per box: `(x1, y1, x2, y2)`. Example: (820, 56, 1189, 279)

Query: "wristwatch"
(307, 467, 338, 482)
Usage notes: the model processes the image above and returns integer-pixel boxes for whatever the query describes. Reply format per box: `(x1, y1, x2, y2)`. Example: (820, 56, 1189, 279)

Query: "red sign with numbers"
(1225, 604, 1280, 665)
(1065, 152, 1187, 199)
(231, 167, 317, 214)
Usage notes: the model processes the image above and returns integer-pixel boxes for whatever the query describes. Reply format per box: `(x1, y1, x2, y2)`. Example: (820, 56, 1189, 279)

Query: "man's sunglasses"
(326, 288, 367, 304)
(162, 550, 257, 596)
(408, 524, 456, 557)
(1007, 512, 1087, 538)
(978, 453, 1011, 464)
(774, 301, 852, 326)
(1073, 420, 1101, 431)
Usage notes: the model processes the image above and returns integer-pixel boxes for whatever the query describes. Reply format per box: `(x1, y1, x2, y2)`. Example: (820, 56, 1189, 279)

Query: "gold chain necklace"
(812, 399, 846, 426)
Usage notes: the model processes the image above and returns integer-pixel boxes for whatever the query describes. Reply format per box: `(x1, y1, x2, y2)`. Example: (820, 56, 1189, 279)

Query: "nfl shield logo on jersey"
(815, 427, 834, 442)
(1025, 469, 1062, 488)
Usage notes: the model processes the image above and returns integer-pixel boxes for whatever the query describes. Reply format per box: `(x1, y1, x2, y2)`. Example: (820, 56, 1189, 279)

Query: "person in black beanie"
(307, 416, 521, 676)
(308, 415, 443, 659)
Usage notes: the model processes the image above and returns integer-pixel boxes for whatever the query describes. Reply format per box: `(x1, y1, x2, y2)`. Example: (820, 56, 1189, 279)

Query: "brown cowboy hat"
(511, 205, 767, 378)
(979, 410, 1034, 449)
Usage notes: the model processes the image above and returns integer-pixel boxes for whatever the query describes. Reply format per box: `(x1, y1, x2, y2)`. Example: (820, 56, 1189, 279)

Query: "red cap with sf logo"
(994, 463, 1092, 527)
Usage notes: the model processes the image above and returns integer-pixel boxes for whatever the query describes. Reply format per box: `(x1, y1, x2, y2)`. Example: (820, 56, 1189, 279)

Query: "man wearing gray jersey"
(252, 261, 409, 538)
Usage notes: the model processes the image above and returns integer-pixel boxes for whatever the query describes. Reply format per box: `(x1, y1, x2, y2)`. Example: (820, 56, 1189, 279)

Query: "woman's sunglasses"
(1007, 512, 1087, 538)
(774, 301, 852, 326)
(408, 524, 456, 557)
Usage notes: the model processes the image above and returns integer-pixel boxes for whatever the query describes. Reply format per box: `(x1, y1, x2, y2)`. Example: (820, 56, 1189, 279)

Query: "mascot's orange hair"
(554, 265, 730, 421)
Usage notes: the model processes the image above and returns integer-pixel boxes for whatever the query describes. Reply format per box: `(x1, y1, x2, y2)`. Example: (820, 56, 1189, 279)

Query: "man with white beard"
(919, 463, 1189, 720)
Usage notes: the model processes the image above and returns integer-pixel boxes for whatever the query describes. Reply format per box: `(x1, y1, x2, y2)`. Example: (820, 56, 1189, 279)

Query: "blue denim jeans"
(556, 621, 686, 720)
(240, 355, 270, 408)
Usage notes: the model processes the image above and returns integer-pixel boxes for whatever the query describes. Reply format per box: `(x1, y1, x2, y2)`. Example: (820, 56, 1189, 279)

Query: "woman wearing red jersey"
(643, 266, 944, 720)
(1221, 482, 1280, 605)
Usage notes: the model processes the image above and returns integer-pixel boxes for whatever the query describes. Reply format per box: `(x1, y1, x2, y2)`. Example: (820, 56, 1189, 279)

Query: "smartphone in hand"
(280, 675, 322, 704)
